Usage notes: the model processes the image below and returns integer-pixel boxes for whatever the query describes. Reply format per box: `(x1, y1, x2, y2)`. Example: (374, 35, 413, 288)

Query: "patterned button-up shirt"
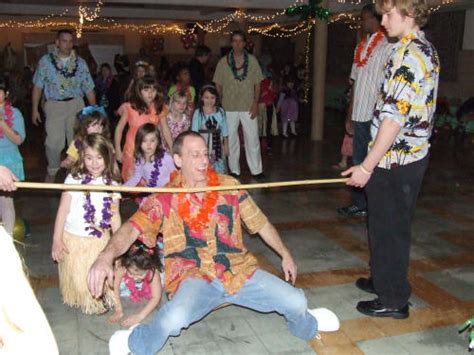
(129, 173, 268, 297)
(213, 52, 263, 112)
(370, 31, 440, 169)
(33, 49, 95, 101)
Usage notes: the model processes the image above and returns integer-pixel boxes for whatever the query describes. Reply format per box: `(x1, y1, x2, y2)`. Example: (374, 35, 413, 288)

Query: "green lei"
(49, 50, 78, 78)
(227, 49, 249, 81)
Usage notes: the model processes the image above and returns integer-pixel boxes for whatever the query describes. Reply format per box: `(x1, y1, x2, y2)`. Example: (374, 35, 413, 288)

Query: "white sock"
(290, 122, 297, 135)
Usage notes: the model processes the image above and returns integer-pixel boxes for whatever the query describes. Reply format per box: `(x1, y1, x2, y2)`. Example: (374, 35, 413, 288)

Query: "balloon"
(12, 217, 26, 243)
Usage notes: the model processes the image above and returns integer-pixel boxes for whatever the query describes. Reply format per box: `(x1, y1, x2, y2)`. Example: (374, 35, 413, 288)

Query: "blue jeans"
(128, 270, 317, 355)
(351, 121, 372, 209)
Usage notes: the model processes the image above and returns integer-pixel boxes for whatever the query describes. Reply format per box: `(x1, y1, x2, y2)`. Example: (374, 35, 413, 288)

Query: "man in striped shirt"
(337, 4, 393, 218)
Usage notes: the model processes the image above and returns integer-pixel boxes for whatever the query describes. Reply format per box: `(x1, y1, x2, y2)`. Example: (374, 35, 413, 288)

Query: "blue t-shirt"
(191, 108, 229, 137)
(0, 107, 25, 150)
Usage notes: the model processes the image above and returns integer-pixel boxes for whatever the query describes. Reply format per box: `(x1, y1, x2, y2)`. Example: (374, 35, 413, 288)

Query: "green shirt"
(213, 52, 263, 112)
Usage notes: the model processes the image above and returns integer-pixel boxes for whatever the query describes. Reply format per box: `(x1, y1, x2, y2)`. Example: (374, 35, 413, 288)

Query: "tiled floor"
(14, 111, 474, 354)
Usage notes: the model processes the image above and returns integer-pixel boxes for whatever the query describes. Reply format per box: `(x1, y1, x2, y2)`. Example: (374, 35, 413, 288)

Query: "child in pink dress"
(165, 91, 191, 141)
(114, 75, 172, 181)
(277, 76, 299, 138)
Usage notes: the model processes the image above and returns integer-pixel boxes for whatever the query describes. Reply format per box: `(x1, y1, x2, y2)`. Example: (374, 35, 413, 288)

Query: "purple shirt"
(125, 152, 176, 187)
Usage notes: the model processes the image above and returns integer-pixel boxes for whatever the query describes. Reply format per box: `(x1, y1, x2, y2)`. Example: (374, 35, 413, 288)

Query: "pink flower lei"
(82, 174, 114, 238)
(0, 100, 14, 138)
(123, 270, 153, 303)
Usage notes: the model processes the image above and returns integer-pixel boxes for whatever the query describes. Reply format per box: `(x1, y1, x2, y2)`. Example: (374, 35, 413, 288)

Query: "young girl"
(124, 123, 176, 188)
(115, 75, 173, 181)
(123, 60, 149, 103)
(168, 63, 196, 115)
(333, 121, 353, 170)
(191, 85, 229, 173)
(0, 76, 25, 236)
(108, 241, 162, 327)
(277, 76, 299, 138)
(52, 134, 121, 315)
(60, 106, 110, 169)
(166, 91, 191, 141)
(259, 73, 278, 152)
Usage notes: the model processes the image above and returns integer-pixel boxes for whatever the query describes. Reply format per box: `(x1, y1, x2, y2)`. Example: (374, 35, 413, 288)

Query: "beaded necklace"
(227, 50, 249, 81)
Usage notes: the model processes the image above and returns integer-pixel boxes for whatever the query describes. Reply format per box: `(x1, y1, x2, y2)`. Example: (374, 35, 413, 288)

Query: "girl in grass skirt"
(51, 134, 121, 314)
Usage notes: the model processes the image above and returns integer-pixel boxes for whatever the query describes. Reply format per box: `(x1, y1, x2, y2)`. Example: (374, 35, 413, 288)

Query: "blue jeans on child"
(128, 269, 318, 354)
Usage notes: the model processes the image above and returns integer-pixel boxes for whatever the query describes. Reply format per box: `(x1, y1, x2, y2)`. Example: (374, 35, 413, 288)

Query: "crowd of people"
(0, 0, 445, 353)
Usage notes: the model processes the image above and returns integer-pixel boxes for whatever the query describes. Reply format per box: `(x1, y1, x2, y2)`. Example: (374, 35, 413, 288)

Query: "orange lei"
(177, 169, 219, 232)
(354, 31, 385, 68)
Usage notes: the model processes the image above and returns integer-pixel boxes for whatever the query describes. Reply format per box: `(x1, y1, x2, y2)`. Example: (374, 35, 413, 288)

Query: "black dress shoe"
(337, 205, 368, 217)
(229, 172, 240, 179)
(357, 299, 409, 319)
(252, 173, 265, 180)
(356, 277, 376, 294)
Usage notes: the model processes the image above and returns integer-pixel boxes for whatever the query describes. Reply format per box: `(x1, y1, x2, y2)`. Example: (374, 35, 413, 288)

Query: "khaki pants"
(43, 98, 84, 175)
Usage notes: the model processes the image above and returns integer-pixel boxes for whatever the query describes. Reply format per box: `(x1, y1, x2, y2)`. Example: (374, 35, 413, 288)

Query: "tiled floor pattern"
(15, 113, 474, 353)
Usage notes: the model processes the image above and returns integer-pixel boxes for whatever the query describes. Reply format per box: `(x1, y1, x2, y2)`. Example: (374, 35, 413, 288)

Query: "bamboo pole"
(15, 178, 348, 194)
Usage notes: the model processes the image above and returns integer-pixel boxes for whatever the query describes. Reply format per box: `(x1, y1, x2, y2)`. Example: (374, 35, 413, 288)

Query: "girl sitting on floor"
(108, 241, 162, 327)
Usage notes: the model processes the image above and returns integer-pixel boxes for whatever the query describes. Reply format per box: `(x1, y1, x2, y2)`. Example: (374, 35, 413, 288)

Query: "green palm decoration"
(286, 0, 330, 21)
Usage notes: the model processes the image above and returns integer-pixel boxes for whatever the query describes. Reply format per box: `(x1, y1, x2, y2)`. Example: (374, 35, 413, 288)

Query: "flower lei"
(82, 174, 114, 238)
(49, 50, 78, 78)
(354, 31, 385, 68)
(176, 168, 219, 232)
(147, 151, 165, 187)
(227, 49, 249, 81)
(0, 101, 14, 138)
(123, 270, 152, 303)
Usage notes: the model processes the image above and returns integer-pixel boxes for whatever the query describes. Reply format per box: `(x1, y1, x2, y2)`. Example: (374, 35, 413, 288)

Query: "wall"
(0, 27, 232, 68)
(462, 8, 474, 50)
(438, 50, 474, 98)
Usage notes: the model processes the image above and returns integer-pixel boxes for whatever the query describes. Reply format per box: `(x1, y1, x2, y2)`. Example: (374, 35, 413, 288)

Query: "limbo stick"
(15, 178, 348, 194)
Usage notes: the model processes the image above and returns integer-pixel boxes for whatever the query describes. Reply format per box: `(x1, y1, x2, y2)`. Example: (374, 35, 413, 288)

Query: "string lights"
(303, 21, 314, 103)
(0, 0, 456, 37)
(0, 0, 456, 106)
(77, 0, 103, 38)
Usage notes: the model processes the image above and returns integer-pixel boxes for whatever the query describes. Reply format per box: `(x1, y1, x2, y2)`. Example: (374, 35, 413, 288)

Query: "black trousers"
(351, 121, 372, 209)
(366, 155, 429, 308)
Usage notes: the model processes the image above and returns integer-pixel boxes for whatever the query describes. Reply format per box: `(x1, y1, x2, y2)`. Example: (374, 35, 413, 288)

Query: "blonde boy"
(343, 0, 440, 318)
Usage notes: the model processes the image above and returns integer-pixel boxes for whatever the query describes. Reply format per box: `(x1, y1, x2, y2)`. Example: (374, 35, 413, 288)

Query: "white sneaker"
(308, 308, 340, 332)
(109, 324, 138, 355)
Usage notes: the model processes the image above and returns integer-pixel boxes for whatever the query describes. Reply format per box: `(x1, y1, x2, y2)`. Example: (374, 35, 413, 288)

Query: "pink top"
(120, 103, 168, 181)
(122, 269, 153, 303)
(166, 113, 191, 141)
(259, 78, 276, 106)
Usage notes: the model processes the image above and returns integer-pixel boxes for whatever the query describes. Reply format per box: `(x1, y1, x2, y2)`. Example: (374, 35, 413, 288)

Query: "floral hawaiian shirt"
(129, 173, 268, 297)
(370, 31, 440, 169)
(32, 49, 95, 101)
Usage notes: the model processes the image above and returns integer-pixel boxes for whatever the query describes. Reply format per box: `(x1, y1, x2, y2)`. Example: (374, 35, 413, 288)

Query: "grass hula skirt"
(58, 231, 114, 315)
